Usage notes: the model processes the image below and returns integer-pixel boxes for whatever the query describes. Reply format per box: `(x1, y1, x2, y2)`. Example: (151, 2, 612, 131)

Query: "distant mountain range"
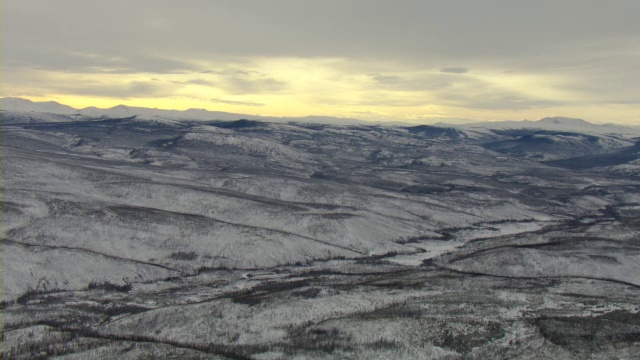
(0, 97, 371, 125)
(1, 97, 79, 114)
(448, 117, 640, 137)
(2, 97, 639, 135)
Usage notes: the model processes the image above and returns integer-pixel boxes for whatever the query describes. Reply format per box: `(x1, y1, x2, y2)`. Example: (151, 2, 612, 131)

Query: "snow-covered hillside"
(1, 97, 78, 114)
(1, 97, 371, 125)
(447, 116, 640, 137)
(3, 103, 640, 359)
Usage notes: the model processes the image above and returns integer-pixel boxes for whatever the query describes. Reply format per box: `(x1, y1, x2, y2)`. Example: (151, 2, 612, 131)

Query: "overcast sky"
(3, 0, 640, 123)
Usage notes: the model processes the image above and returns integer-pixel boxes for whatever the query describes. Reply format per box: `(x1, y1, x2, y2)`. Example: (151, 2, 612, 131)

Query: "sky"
(2, 0, 640, 124)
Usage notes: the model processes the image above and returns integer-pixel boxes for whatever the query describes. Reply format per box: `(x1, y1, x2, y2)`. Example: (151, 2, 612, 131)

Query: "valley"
(2, 109, 640, 359)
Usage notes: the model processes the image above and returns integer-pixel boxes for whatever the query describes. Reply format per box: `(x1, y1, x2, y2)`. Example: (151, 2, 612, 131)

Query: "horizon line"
(0, 96, 630, 126)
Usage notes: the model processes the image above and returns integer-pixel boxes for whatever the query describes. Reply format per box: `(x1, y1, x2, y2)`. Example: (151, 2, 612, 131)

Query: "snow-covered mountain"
(6, 98, 639, 133)
(3, 102, 640, 359)
(78, 104, 263, 122)
(1, 97, 78, 114)
(445, 116, 640, 137)
(1, 97, 369, 125)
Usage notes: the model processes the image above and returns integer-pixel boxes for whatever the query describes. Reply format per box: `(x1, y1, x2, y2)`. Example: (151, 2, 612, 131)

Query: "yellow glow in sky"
(3, 57, 640, 125)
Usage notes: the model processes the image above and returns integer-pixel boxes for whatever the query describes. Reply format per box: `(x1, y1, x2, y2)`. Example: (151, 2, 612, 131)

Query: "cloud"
(349, 95, 430, 108)
(363, 72, 464, 93)
(3, 48, 201, 75)
(61, 81, 175, 99)
(440, 67, 469, 74)
(7, 1, 638, 67)
(3, 1, 640, 123)
(369, 74, 402, 84)
(178, 79, 217, 86)
(222, 77, 288, 94)
(210, 98, 266, 107)
(206, 69, 263, 76)
(193, 67, 287, 94)
(452, 95, 564, 111)
(435, 85, 566, 110)
(350, 110, 376, 115)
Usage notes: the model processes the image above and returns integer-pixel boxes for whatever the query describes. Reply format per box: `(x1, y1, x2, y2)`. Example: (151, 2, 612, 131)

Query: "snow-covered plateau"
(2, 102, 640, 359)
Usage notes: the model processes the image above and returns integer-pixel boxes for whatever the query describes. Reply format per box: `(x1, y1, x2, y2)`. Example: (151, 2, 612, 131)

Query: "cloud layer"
(3, 0, 639, 123)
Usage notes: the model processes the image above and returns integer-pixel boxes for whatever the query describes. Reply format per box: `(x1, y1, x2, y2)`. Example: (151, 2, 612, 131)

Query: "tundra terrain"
(2, 109, 640, 359)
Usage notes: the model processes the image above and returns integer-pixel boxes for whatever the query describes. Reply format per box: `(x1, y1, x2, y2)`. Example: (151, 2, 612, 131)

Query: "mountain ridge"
(1, 97, 372, 125)
(2, 97, 638, 133)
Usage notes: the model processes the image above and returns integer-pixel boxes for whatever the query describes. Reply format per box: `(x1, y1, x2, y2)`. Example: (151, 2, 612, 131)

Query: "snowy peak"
(2, 97, 638, 133)
(532, 117, 640, 136)
(536, 117, 591, 126)
(448, 117, 640, 137)
(1, 97, 78, 114)
(78, 103, 261, 121)
(0, 97, 368, 124)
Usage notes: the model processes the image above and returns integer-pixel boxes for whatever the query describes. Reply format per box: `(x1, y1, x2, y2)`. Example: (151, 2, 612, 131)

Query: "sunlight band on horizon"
(4, 56, 640, 125)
